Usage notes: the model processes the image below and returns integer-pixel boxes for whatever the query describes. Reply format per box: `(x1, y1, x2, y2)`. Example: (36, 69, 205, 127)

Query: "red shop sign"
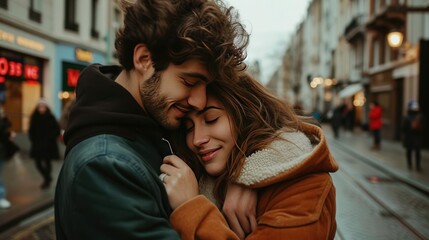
(0, 55, 41, 82)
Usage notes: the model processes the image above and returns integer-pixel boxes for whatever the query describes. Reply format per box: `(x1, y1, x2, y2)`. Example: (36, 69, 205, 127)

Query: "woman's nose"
(192, 126, 210, 147)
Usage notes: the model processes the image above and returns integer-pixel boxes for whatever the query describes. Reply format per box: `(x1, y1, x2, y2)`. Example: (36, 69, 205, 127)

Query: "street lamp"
(384, 5, 429, 48)
(387, 31, 404, 48)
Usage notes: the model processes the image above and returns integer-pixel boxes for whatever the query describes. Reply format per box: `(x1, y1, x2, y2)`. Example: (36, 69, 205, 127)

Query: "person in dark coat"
(0, 106, 13, 208)
(402, 100, 424, 171)
(29, 99, 60, 189)
(331, 104, 344, 139)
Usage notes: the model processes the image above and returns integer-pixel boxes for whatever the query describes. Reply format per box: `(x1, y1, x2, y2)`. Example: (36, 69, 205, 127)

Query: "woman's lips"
(200, 148, 220, 162)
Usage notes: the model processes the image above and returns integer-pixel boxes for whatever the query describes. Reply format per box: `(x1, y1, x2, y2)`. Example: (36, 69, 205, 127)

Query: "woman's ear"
(133, 44, 154, 75)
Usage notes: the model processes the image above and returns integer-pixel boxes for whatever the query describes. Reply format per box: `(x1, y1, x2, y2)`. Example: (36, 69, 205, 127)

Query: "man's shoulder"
(65, 135, 144, 168)
(62, 134, 162, 186)
(72, 133, 138, 151)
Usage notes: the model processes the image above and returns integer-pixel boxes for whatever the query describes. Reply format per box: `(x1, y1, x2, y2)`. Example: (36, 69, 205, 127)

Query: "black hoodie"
(64, 64, 168, 156)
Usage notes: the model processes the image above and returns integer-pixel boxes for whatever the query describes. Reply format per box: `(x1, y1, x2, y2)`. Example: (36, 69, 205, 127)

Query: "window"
(65, 0, 79, 32)
(29, 0, 42, 23)
(0, 0, 7, 10)
(90, 0, 99, 38)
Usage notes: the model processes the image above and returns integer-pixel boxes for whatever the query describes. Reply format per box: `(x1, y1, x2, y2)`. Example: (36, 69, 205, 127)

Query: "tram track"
(330, 139, 429, 240)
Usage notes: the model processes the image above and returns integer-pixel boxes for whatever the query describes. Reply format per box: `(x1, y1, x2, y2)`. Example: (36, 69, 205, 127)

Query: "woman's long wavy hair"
(115, 0, 249, 85)
(174, 73, 314, 205)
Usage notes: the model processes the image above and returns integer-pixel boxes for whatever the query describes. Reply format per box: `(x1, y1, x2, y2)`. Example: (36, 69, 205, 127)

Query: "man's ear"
(133, 44, 153, 74)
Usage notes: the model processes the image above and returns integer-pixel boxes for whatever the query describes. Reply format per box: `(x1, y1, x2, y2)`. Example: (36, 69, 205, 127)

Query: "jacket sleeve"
(65, 155, 181, 240)
(170, 195, 239, 240)
(246, 174, 337, 240)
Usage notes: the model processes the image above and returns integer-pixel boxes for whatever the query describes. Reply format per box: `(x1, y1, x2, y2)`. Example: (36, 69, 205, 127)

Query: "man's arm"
(67, 156, 180, 239)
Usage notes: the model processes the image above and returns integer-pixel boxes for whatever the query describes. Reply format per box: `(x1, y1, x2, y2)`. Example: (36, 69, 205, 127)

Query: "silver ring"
(159, 173, 167, 183)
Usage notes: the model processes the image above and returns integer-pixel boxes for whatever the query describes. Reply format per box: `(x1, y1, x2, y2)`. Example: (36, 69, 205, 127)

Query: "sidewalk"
(0, 134, 64, 232)
(322, 124, 429, 194)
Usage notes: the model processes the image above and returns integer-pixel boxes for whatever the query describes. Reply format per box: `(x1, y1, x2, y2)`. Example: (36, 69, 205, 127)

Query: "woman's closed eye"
(184, 116, 220, 134)
(205, 117, 219, 124)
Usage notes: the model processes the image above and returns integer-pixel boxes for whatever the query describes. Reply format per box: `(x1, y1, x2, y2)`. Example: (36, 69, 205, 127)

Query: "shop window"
(90, 0, 99, 39)
(0, 0, 7, 10)
(65, 0, 79, 32)
(29, 0, 42, 23)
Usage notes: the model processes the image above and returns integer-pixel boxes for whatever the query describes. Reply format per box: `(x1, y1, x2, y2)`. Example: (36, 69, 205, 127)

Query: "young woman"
(161, 73, 339, 239)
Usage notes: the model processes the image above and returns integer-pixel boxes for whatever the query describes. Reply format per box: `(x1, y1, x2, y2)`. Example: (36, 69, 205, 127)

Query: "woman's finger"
(163, 155, 188, 168)
(223, 211, 245, 240)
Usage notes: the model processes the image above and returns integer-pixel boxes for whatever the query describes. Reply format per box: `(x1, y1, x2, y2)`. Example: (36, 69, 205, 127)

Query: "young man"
(55, 0, 249, 239)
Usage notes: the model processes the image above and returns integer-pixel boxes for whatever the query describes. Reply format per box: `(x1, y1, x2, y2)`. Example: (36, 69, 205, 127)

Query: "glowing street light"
(387, 31, 404, 48)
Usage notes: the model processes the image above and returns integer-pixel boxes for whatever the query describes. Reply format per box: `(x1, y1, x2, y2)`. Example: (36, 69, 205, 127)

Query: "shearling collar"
(237, 123, 338, 188)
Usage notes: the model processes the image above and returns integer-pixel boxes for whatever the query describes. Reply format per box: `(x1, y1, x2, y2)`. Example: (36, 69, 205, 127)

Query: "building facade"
(280, 0, 428, 143)
(0, 0, 121, 132)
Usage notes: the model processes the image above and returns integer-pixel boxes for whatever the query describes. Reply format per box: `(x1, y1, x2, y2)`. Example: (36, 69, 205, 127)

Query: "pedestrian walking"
(342, 101, 355, 133)
(369, 101, 382, 150)
(402, 100, 424, 171)
(28, 99, 60, 189)
(0, 106, 13, 209)
(54, 0, 250, 239)
(331, 104, 344, 139)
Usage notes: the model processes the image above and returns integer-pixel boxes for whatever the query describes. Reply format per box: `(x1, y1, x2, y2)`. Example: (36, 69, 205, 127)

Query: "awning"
(338, 84, 363, 98)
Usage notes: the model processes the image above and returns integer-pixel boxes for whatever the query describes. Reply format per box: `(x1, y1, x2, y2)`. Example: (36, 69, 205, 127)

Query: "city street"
(0, 126, 428, 240)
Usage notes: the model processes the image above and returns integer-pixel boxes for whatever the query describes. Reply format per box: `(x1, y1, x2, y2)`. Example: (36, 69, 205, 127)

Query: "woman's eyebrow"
(197, 106, 223, 115)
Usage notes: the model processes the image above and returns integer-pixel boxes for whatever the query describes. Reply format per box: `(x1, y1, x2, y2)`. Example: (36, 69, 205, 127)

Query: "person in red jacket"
(369, 101, 383, 150)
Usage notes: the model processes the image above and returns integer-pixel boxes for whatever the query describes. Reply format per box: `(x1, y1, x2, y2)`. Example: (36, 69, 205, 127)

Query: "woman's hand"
(160, 155, 199, 210)
(223, 183, 258, 239)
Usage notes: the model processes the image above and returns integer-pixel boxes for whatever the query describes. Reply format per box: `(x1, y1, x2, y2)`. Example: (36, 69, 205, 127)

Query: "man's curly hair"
(115, 0, 249, 83)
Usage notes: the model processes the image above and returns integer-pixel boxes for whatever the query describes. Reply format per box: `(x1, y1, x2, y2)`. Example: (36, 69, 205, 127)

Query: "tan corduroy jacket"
(170, 123, 339, 240)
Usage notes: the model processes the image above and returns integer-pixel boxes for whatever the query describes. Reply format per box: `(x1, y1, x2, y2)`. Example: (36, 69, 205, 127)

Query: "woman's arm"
(161, 155, 239, 240)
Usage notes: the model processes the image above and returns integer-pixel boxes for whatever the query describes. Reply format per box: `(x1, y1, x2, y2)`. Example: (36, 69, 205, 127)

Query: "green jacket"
(55, 134, 180, 239)
(55, 64, 180, 239)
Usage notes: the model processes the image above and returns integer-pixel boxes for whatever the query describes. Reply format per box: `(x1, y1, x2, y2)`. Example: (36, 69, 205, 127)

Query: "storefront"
(0, 48, 45, 132)
(54, 44, 106, 118)
(0, 23, 55, 132)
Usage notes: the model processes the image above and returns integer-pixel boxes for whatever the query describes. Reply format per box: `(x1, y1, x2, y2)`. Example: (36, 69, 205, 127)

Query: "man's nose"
(188, 84, 206, 111)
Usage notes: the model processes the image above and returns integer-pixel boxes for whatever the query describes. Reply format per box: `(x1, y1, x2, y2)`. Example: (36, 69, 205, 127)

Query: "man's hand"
(223, 183, 257, 239)
(160, 155, 199, 210)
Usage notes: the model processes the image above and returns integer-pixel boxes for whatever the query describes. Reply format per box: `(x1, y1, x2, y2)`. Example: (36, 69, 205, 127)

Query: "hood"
(237, 123, 339, 188)
(64, 64, 166, 155)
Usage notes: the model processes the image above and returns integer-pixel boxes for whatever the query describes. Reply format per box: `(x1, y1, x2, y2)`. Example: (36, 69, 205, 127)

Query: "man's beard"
(140, 71, 178, 130)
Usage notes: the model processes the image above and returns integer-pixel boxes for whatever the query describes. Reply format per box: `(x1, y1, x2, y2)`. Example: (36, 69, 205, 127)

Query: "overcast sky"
(225, 0, 312, 84)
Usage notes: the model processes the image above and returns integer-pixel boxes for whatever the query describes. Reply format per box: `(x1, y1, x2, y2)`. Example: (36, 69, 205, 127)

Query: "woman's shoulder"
(254, 173, 335, 234)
